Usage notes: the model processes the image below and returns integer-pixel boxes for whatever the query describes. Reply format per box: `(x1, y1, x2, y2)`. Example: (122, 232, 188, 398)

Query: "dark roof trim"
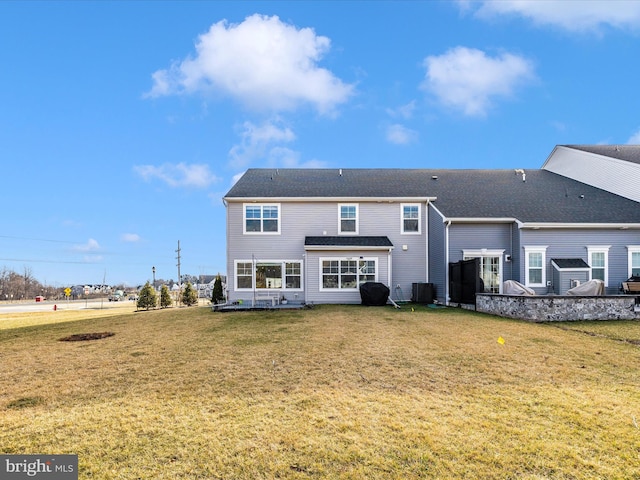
(304, 236, 394, 251)
(551, 258, 590, 270)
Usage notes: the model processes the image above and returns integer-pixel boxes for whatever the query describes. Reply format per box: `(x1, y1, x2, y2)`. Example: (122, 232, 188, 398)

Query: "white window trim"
(319, 257, 378, 291)
(463, 249, 505, 294)
(243, 203, 281, 235)
(463, 249, 505, 258)
(587, 245, 610, 286)
(401, 203, 421, 235)
(234, 259, 303, 291)
(338, 203, 359, 235)
(627, 246, 640, 278)
(524, 246, 548, 288)
(234, 260, 255, 290)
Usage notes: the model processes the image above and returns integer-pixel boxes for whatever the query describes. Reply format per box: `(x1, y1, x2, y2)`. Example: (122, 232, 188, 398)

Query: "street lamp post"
(152, 266, 156, 291)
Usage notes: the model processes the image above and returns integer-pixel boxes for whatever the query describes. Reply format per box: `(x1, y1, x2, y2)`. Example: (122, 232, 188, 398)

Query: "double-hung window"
(244, 204, 280, 234)
(339, 204, 358, 234)
(401, 204, 420, 234)
(321, 258, 377, 290)
(524, 246, 547, 287)
(285, 262, 301, 289)
(587, 246, 610, 285)
(628, 246, 640, 278)
(236, 262, 253, 289)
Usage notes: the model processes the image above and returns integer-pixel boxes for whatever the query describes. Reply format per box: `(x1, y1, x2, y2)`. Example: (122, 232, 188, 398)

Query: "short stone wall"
(476, 294, 640, 322)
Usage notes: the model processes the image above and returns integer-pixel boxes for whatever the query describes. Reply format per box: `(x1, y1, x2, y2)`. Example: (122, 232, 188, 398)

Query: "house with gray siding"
(223, 145, 640, 305)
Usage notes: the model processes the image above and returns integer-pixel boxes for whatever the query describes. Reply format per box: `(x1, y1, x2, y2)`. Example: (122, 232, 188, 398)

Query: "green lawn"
(1, 305, 639, 478)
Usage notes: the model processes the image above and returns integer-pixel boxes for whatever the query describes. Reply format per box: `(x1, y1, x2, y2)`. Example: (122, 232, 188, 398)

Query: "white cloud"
(386, 124, 418, 145)
(229, 119, 296, 167)
(628, 129, 640, 144)
(464, 1, 640, 33)
(267, 146, 329, 168)
(422, 46, 535, 117)
(121, 233, 141, 243)
(386, 100, 417, 119)
(134, 163, 219, 188)
(73, 238, 100, 253)
(145, 14, 355, 115)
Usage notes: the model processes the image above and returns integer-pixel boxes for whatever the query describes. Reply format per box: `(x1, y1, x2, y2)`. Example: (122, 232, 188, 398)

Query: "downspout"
(445, 220, 452, 305)
(303, 252, 307, 305)
(509, 223, 513, 281)
(223, 198, 230, 303)
(425, 200, 430, 282)
(388, 249, 393, 292)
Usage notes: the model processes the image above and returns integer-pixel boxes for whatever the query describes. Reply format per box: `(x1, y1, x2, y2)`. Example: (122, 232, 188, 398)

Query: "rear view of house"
(223, 145, 640, 306)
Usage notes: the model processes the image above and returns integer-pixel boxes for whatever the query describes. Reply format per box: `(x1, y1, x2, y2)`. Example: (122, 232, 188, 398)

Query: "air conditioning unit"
(570, 279, 581, 288)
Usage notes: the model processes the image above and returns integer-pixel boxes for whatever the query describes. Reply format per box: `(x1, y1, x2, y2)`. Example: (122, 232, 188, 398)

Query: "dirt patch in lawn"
(59, 332, 115, 342)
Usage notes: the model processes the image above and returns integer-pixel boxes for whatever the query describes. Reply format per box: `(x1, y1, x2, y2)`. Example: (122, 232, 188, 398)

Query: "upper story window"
(524, 246, 547, 287)
(401, 204, 421, 234)
(587, 246, 610, 285)
(339, 204, 358, 235)
(244, 204, 280, 234)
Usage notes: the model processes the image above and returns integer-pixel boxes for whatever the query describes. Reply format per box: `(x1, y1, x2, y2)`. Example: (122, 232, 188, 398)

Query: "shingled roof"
(563, 145, 640, 165)
(305, 236, 394, 248)
(225, 168, 640, 224)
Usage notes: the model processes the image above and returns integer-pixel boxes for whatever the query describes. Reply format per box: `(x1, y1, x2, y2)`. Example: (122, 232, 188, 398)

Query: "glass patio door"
(464, 254, 502, 293)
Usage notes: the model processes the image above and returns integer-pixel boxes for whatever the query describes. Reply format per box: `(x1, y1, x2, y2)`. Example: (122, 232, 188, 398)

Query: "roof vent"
(515, 169, 526, 182)
(432, 175, 438, 180)
(339, 168, 343, 176)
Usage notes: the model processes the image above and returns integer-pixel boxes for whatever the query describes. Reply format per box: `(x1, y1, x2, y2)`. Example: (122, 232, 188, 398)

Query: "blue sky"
(1, 1, 640, 288)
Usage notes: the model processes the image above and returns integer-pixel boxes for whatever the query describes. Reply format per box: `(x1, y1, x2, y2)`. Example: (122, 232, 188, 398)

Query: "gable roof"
(562, 145, 640, 165)
(225, 168, 640, 225)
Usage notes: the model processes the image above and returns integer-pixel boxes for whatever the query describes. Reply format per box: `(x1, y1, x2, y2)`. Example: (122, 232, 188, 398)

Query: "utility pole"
(176, 240, 181, 303)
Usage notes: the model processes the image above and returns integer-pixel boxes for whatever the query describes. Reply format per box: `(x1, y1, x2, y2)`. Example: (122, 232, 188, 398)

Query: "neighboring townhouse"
(223, 146, 640, 305)
(543, 145, 640, 203)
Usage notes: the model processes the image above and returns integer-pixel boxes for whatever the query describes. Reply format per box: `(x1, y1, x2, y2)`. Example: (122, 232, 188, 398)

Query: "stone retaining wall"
(476, 294, 640, 322)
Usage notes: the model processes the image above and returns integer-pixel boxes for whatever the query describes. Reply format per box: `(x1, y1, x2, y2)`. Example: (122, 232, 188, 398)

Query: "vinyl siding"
(543, 146, 640, 203)
(519, 228, 640, 294)
(226, 200, 427, 303)
(427, 204, 446, 303)
(448, 224, 512, 263)
(447, 223, 513, 296)
(305, 250, 390, 304)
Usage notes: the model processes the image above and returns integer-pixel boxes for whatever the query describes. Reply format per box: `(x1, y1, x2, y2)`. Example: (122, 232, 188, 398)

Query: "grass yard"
(1, 304, 639, 479)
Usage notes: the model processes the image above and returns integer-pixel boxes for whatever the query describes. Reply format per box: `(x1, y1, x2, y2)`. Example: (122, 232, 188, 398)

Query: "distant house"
(223, 145, 640, 305)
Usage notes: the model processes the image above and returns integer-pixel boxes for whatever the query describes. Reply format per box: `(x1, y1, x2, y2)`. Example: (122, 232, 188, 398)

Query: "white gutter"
(444, 217, 518, 224)
(429, 216, 640, 230)
(224, 196, 438, 203)
(304, 246, 395, 251)
(520, 223, 640, 229)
